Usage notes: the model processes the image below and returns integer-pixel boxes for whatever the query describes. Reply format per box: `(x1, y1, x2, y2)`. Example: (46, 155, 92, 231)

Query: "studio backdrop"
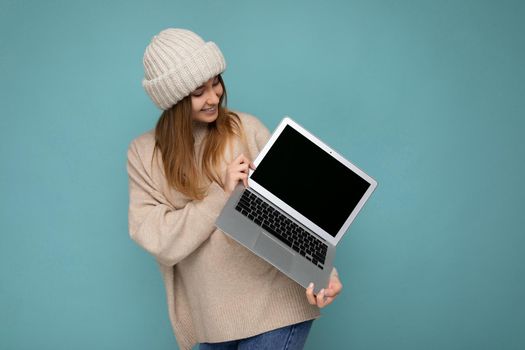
(1, 0, 524, 349)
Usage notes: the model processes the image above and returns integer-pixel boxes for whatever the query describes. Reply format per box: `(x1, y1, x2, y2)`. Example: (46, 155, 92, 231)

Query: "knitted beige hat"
(142, 28, 227, 110)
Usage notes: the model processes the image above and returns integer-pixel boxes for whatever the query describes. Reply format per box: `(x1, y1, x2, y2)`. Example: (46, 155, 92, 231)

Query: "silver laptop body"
(215, 117, 377, 294)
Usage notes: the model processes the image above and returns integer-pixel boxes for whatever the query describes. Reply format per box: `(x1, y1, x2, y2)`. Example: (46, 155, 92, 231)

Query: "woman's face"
(190, 75, 223, 123)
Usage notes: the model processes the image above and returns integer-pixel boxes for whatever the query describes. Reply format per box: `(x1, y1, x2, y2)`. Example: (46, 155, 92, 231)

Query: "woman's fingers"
(233, 153, 251, 166)
(224, 154, 256, 193)
(306, 284, 327, 308)
(306, 282, 340, 308)
(316, 289, 326, 308)
(319, 295, 335, 307)
(323, 283, 342, 298)
(229, 165, 249, 187)
(232, 154, 256, 172)
(231, 162, 250, 174)
(326, 275, 343, 297)
(240, 172, 248, 188)
(231, 154, 254, 187)
(305, 283, 317, 305)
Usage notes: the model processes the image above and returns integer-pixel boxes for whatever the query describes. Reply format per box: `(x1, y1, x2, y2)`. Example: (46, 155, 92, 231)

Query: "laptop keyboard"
(235, 190, 328, 270)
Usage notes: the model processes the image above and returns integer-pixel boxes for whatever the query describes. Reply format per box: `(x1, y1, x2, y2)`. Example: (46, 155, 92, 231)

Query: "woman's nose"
(205, 88, 220, 104)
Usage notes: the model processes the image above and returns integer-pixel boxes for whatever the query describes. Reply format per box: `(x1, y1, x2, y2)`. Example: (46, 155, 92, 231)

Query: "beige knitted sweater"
(127, 112, 328, 350)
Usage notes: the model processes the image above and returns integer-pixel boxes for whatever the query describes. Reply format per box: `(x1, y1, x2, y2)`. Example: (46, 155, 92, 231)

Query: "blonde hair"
(153, 75, 244, 200)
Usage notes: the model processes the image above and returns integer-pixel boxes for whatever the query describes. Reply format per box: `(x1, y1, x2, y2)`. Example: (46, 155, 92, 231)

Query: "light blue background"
(1, 0, 524, 349)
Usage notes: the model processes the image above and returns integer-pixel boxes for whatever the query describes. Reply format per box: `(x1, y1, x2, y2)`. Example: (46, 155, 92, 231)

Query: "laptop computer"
(215, 116, 377, 294)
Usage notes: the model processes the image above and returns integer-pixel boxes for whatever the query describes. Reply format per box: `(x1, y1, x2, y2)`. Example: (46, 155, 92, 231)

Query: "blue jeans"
(199, 319, 314, 350)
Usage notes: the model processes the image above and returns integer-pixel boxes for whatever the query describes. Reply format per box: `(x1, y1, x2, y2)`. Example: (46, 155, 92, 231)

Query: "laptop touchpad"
(253, 232, 295, 271)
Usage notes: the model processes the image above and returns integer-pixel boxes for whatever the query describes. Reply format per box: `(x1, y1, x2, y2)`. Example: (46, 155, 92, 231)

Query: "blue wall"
(1, 0, 524, 349)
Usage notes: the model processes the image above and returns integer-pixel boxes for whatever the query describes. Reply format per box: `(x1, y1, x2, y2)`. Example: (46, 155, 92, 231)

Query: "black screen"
(251, 125, 371, 237)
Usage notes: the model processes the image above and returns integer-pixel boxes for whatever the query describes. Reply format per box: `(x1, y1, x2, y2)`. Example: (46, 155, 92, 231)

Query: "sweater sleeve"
(254, 118, 271, 151)
(126, 140, 230, 267)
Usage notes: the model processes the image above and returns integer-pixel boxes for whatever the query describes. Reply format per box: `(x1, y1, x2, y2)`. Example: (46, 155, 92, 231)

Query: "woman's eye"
(192, 90, 204, 97)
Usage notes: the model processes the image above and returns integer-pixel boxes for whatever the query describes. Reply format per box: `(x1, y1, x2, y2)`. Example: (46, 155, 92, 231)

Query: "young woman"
(127, 28, 342, 350)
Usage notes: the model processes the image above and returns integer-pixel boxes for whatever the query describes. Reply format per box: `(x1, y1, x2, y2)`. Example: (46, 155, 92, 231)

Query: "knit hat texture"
(142, 28, 226, 110)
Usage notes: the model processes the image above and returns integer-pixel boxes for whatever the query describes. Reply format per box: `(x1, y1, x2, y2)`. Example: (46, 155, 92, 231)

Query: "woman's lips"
(201, 106, 217, 114)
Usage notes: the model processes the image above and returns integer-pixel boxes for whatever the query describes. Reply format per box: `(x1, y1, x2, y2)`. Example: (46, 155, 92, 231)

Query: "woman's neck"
(192, 119, 209, 145)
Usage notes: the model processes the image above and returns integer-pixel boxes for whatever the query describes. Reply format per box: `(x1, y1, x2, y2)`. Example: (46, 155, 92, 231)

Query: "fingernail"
(308, 282, 313, 289)
(320, 289, 325, 295)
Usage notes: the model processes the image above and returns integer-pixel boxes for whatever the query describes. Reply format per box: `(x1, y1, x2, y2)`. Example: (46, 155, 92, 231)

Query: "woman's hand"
(305, 268, 343, 308)
(223, 153, 255, 195)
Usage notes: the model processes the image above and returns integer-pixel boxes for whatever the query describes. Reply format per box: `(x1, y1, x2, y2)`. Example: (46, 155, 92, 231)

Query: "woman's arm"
(126, 140, 230, 267)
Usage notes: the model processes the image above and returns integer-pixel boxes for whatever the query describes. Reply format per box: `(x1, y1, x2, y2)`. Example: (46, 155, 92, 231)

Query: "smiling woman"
(190, 75, 224, 122)
(152, 72, 241, 201)
(127, 28, 341, 350)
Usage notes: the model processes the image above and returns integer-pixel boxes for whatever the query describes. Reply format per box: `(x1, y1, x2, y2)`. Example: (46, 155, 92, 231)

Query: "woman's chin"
(196, 111, 218, 123)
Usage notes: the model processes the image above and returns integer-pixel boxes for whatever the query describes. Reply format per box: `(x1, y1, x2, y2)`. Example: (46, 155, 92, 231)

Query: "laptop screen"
(250, 125, 371, 237)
